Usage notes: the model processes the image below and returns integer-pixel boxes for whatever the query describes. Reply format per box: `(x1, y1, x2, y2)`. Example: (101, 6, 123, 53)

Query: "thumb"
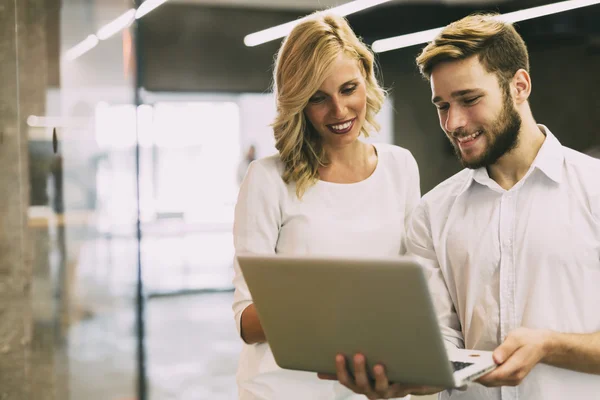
(494, 335, 520, 364)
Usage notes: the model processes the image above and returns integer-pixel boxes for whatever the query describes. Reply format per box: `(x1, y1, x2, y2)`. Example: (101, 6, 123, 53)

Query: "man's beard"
(451, 91, 522, 170)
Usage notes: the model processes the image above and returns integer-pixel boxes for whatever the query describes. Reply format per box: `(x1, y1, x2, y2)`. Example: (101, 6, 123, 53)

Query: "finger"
(372, 363, 390, 395)
(478, 361, 515, 387)
(317, 373, 337, 381)
(476, 368, 498, 386)
(478, 346, 532, 387)
(494, 334, 522, 364)
(353, 354, 375, 395)
(387, 384, 441, 397)
(335, 354, 358, 391)
(498, 345, 538, 382)
(387, 383, 410, 398)
(410, 386, 444, 395)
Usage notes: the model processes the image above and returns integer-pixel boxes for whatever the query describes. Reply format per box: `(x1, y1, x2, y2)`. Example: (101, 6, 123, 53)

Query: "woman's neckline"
(317, 143, 380, 186)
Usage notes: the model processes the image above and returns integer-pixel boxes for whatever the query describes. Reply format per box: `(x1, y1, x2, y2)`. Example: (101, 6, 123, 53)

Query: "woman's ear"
(512, 69, 531, 104)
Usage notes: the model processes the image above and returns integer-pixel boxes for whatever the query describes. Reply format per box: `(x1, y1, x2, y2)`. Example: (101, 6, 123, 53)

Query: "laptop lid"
(237, 253, 459, 388)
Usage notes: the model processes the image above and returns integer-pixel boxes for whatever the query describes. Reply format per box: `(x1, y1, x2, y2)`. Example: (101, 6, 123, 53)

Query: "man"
(321, 13, 600, 399)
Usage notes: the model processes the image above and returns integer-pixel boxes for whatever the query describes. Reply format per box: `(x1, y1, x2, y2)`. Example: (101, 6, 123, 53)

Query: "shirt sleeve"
(232, 160, 282, 338)
(406, 202, 465, 349)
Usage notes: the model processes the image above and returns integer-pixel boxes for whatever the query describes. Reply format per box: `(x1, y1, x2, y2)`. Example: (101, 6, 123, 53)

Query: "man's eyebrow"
(432, 89, 481, 104)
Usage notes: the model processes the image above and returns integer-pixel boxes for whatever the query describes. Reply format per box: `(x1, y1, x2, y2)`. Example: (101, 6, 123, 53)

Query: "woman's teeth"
(330, 120, 353, 131)
(458, 131, 482, 143)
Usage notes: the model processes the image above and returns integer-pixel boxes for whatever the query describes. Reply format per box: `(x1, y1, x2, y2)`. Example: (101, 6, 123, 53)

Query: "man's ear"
(512, 69, 531, 104)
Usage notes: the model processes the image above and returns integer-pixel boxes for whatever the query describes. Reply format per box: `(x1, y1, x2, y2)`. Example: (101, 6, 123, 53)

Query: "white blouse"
(232, 143, 421, 400)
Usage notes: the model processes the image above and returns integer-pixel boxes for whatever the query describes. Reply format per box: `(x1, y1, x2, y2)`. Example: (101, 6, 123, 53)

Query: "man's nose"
(445, 106, 467, 134)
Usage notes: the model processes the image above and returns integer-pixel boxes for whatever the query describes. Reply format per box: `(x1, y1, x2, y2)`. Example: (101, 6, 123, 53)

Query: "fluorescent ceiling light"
(97, 8, 136, 40)
(244, 0, 393, 47)
(496, 0, 600, 23)
(64, 0, 170, 61)
(372, 0, 600, 53)
(136, 0, 170, 19)
(372, 27, 443, 53)
(64, 34, 99, 61)
(27, 115, 87, 128)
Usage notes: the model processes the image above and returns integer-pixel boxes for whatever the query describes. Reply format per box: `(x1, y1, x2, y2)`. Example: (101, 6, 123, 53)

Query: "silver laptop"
(237, 253, 497, 388)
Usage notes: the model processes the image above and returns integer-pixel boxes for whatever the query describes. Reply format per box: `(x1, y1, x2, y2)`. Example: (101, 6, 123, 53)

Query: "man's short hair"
(416, 13, 530, 87)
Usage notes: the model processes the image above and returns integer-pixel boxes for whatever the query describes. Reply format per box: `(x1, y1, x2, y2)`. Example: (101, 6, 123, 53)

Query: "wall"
(138, 3, 600, 193)
(1, 0, 73, 398)
(0, 0, 33, 397)
(140, 4, 301, 92)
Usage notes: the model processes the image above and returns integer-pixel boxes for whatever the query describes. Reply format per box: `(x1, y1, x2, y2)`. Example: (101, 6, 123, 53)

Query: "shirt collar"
(458, 124, 564, 196)
(530, 125, 564, 184)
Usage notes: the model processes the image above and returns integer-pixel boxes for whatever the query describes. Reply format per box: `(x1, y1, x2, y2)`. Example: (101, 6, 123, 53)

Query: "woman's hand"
(319, 353, 443, 399)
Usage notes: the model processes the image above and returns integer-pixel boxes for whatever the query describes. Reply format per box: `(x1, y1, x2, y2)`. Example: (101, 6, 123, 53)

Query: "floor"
(63, 223, 436, 400)
(68, 291, 242, 400)
(67, 290, 437, 400)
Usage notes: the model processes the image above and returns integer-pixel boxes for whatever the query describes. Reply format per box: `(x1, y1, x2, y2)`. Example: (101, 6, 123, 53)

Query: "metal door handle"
(53, 127, 58, 153)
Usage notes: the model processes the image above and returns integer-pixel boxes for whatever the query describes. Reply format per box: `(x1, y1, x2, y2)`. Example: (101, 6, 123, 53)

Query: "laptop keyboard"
(452, 361, 474, 372)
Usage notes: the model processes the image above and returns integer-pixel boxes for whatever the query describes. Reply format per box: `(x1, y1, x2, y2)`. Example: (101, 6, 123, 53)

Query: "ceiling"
(169, 0, 510, 11)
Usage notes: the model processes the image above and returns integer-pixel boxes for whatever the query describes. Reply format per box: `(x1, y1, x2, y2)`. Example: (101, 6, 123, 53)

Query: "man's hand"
(478, 327, 552, 387)
(318, 354, 442, 399)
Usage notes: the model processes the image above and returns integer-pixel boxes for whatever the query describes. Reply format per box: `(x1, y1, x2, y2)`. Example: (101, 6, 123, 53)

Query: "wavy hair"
(272, 12, 385, 199)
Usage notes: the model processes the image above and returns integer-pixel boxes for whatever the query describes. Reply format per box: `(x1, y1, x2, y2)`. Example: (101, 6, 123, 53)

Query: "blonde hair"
(416, 13, 529, 88)
(272, 13, 385, 199)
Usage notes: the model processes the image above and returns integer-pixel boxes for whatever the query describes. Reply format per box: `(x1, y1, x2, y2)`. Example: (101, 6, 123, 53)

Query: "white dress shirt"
(233, 143, 421, 400)
(407, 126, 600, 400)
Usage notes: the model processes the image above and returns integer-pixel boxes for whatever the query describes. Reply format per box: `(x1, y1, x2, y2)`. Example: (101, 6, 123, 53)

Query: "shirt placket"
(499, 191, 518, 400)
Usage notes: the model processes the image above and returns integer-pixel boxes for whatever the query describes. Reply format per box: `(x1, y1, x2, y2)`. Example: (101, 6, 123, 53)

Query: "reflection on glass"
(3, 0, 395, 398)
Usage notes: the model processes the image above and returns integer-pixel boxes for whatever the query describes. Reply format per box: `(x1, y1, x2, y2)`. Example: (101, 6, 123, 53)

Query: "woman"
(232, 12, 420, 400)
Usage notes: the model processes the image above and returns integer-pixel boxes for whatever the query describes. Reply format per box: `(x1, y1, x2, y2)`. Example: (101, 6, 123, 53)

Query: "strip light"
(136, 0, 170, 19)
(65, 34, 99, 61)
(65, 0, 171, 61)
(244, 0, 393, 47)
(372, 0, 600, 53)
(97, 9, 136, 40)
(27, 115, 86, 128)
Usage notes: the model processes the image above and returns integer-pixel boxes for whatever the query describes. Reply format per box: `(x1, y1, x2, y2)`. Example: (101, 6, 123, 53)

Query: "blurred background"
(0, 0, 598, 399)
